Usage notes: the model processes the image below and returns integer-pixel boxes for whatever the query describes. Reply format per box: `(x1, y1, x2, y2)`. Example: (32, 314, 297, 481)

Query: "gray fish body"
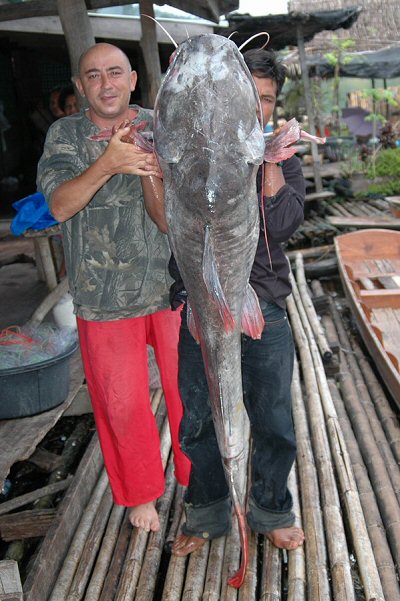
(154, 34, 264, 581)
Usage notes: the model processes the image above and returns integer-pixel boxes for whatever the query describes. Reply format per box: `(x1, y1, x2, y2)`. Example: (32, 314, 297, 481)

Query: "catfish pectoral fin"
(202, 225, 235, 333)
(241, 284, 264, 339)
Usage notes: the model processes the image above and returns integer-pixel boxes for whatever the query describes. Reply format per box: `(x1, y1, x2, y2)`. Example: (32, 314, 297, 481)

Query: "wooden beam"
(327, 216, 400, 229)
(359, 288, 400, 309)
(139, 0, 162, 108)
(296, 22, 323, 193)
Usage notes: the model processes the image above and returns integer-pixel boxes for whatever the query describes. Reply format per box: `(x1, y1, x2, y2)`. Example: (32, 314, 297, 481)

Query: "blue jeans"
(178, 300, 296, 538)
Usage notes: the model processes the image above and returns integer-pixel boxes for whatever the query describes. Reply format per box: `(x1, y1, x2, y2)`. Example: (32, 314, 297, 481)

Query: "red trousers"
(77, 308, 191, 506)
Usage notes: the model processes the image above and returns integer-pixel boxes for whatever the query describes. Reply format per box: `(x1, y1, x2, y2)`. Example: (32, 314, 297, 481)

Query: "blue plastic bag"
(10, 192, 58, 236)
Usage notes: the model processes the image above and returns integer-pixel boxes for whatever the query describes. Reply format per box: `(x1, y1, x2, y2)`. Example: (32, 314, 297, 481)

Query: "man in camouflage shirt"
(37, 43, 191, 532)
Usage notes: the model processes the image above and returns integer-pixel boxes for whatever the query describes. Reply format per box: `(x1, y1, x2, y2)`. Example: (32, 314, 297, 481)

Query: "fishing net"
(0, 324, 78, 369)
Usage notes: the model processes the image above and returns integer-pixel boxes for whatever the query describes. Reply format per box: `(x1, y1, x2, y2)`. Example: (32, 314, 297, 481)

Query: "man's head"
(49, 87, 64, 119)
(76, 43, 137, 127)
(59, 85, 79, 116)
(243, 49, 286, 127)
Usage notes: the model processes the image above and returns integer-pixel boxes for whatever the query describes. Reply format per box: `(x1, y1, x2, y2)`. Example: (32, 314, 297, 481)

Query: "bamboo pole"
(329, 300, 400, 569)
(161, 512, 188, 601)
(68, 488, 114, 601)
(134, 461, 178, 601)
(287, 288, 357, 601)
(220, 525, 240, 601)
(113, 523, 148, 600)
(97, 511, 131, 601)
(290, 278, 386, 601)
(287, 467, 306, 601)
(48, 469, 110, 601)
(114, 403, 172, 601)
(259, 539, 281, 601)
(294, 254, 332, 361)
(238, 530, 257, 601)
(328, 380, 400, 601)
(164, 485, 185, 552)
(202, 537, 227, 601)
(286, 244, 335, 262)
(83, 505, 126, 601)
(291, 359, 331, 601)
(327, 300, 400, 502)
(181, 539, 210, 601)
(349, 334, 400, 466)
(0, 476, 73, 517)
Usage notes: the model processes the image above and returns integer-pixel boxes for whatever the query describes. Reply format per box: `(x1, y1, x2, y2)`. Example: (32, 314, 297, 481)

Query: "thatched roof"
(288, 0, 400, 51)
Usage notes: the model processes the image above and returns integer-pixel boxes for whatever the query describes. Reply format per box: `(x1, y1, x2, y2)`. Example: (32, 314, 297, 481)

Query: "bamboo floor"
(1, 253, 395, 601)
(1, 232, 400, 600)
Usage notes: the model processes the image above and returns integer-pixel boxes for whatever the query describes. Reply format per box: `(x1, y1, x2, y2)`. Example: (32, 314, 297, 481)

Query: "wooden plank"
(0, 509, 57, 542)
(302, 161, 345, 180)
(0, 560, 23, 601)
(63, 384, 93, 417)
(351, 271, 400, 281)
(327, 216, 400, 229)
(0, 476, 73, 517)
(359, 288, 400, 308)
(28, 447, 63, 473)
(0, 349, 84, 486)
(305, 190, 336, 202)
(22, 434, 103, 601)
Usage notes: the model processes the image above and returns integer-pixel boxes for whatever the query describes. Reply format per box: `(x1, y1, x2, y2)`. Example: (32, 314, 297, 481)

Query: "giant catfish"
(154, 34, 265, 587)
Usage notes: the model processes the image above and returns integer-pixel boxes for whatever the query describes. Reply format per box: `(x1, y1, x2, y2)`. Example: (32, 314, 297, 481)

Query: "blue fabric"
(10, 192, 58, 236)
(178, 300, 296, 537)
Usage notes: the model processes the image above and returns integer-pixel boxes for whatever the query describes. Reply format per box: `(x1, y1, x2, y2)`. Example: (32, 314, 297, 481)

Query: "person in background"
(29, 86, 65, 157)
(170, 48, 306, 557)
(37, 43, 191, 533)
(48, 86, 64, 119)
(58, 85, 79, 116)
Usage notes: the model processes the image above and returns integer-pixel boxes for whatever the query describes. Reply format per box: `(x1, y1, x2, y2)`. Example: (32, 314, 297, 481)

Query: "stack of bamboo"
(20, 255, 400, 600)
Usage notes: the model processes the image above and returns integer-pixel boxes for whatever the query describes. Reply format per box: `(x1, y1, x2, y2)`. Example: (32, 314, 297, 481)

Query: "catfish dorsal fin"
(241, 284, 264, 339)
(202, 225, 236, 333)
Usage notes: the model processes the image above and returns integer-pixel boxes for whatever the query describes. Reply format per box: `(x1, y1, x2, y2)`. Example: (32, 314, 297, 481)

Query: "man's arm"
(50, 125, 162, 223)
(141, 175, 168, 234)
(262, 155, 305, 243)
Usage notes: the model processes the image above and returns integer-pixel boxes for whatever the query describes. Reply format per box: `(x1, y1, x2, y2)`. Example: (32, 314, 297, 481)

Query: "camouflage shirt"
(37, 107, 172, 321)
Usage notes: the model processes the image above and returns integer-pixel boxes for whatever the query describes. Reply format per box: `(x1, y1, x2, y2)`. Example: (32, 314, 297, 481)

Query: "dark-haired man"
(171, 48, 306, 556)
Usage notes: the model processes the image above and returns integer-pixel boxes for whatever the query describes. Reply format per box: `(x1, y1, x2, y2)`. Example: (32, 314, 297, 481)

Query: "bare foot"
(266, 526, 304, 550)
(129, 501, 160, 532)
(172, 534, 207, 556)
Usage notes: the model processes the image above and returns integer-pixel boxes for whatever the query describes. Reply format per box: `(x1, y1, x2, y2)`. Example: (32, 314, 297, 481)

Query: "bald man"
(37, 43, 191, 532)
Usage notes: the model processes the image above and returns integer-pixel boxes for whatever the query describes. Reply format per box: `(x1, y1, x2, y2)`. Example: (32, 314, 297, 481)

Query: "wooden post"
(139, 0, 162, 108)
(296, 21, 323, 193)
(57, 0, 95, 109)
(0, 560, 23, 601)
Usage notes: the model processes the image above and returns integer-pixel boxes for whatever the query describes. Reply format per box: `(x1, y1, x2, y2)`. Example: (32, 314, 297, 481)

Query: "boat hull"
(335, 229, 400, 409)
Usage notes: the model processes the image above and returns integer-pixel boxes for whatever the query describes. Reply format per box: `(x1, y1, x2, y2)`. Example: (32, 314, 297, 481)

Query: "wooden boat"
(335, 229, 400, 409)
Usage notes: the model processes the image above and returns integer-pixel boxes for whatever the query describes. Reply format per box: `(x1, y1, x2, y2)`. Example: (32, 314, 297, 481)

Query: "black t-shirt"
(169, 154, 305, 310)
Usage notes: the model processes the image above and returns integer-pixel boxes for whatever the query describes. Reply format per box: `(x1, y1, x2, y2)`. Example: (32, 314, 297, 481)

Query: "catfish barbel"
(154, 33, 265, 588)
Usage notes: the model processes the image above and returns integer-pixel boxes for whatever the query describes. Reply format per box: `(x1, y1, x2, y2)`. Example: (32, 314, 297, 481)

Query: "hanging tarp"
(307, 45, 400, 79)
(220, 6, 361, 50)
